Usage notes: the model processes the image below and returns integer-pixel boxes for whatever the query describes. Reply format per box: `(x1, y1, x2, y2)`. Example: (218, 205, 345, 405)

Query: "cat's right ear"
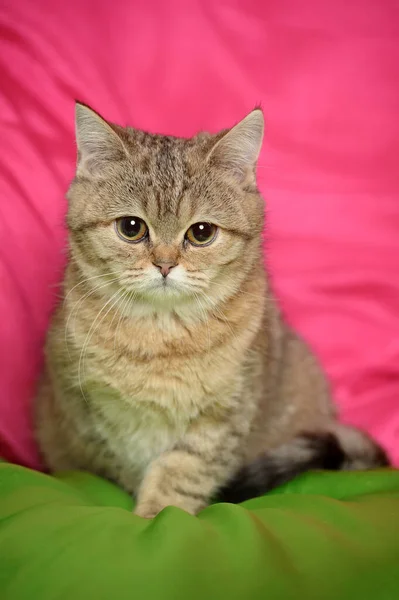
(75, 102, 129, 176)
(207, 109, 264, 185)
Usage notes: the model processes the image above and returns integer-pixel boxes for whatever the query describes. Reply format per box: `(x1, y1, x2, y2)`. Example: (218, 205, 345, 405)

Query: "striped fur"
(35, 104, 389, 518)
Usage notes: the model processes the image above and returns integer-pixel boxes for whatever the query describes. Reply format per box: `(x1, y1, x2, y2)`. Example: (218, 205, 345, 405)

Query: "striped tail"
(219, 425, 390, 504)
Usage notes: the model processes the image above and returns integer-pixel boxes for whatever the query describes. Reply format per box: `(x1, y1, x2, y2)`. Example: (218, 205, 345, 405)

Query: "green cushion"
(1, 462, 399, 600)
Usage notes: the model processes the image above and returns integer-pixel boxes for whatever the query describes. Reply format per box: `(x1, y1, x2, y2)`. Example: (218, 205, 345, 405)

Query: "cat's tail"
(219, 424, 390, 504)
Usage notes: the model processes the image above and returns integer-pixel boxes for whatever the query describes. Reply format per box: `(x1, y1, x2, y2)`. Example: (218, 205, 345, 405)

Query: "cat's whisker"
(119, 277, 146, 287)
(112, 295, 127, 354)
(193, 292, 211, 352)
(186, 283, 209, 294)
(113, 290, 135, 354)
(204, 294, 241, 348)
(65, 277, 121, 358)
(107, 289, 129, 339)
(63, 271, 121, 305)
(77, 289, 123, 403)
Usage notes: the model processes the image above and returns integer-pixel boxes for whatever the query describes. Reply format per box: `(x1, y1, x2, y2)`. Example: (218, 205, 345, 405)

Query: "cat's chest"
(87, 349, 221, 422)
(82, 335, 239, 471)
(76, 308, 247, 468)
(70, 307, 249, 480)
(83, 316, 238, 418)
(90, 388, 183, 477)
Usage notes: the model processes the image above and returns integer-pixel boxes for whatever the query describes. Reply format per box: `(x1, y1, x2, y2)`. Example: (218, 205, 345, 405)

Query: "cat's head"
(67, 103, 265, 314)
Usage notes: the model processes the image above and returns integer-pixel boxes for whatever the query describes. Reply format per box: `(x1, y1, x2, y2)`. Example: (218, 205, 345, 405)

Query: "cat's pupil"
(192, 222, 213, 242)
(121, 218, 141, 238)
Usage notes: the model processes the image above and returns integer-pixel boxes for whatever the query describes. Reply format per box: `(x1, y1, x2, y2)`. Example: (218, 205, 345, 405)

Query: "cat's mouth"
(156, 277, 186, 295)
(121, 271, 203, 307)
(132, 277, 189, 301)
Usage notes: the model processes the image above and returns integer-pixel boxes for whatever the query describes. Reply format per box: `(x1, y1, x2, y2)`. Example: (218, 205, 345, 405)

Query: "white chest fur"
(88, 384, 187, 483)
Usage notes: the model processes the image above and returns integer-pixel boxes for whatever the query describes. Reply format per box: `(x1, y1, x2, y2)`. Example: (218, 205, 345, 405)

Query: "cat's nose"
(153, 261, 176, 278)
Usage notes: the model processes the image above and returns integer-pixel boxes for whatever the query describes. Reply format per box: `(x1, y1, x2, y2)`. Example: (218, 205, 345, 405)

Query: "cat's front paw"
(134, 502, 165, 519)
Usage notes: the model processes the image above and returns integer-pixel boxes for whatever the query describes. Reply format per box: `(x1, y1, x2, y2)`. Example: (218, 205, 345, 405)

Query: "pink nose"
(153, 262, 176, 278)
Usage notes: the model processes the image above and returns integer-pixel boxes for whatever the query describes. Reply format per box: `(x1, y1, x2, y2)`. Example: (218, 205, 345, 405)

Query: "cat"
(35, 103, 389, 518)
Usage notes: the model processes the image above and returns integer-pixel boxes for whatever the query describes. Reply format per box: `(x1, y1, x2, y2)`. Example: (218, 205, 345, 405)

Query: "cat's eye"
(115, 217, 148, 243)
(186, 222, 218, 247)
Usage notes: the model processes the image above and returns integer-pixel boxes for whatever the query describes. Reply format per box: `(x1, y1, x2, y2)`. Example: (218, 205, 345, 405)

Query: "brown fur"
(35, 104, 387, 518)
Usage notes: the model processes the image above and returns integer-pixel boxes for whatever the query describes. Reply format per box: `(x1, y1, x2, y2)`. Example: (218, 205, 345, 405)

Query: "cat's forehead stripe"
(129, 132, 194, 220)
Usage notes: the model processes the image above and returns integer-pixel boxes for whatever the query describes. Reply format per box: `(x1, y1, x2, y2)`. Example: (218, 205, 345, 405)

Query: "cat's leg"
(35, 373, 126, 481)
(134, 414, 246, 519)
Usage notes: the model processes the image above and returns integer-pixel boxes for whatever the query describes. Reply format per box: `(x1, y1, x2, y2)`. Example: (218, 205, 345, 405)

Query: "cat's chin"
(126, 281, 196, 310)
(121, 291, 201, 321)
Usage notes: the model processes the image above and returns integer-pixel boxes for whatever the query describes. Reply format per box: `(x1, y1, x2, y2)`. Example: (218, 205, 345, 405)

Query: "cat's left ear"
(207, 109, 264, 184)
(75, 102, 129, 177)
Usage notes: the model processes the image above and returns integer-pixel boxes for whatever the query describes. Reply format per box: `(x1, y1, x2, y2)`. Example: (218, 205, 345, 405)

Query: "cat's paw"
(134, 502, 164, 519)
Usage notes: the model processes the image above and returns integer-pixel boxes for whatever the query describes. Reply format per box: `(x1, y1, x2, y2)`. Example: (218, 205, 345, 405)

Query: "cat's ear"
(75, 102, 129, 176)
(207, 109, 264, 183)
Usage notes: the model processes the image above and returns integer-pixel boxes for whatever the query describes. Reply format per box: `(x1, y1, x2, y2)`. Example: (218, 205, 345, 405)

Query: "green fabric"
(1, 462, 399, 600)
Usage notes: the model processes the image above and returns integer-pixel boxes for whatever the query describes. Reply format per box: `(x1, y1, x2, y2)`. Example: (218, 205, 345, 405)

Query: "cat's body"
(36, 105, 388, 518)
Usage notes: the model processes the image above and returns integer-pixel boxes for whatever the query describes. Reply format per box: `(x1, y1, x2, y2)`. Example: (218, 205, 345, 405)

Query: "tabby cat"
(35, 103, 388, 518)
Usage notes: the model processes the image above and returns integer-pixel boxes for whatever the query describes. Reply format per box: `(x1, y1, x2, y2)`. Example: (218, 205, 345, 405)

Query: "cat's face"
(67, 104, 264, 314)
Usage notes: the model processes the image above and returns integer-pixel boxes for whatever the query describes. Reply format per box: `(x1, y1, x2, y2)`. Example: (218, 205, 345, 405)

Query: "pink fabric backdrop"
(0, 0, 398, 468)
